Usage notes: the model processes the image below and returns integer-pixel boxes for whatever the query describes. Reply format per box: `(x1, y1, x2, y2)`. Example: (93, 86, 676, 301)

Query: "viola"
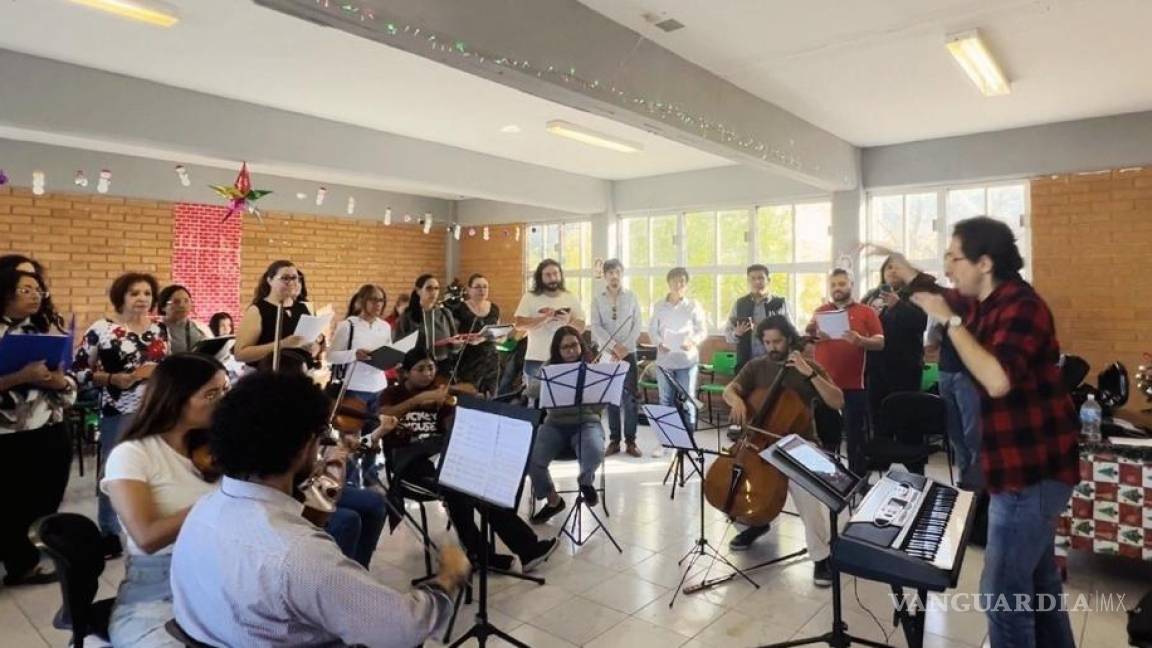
(186, 429, 221, 484)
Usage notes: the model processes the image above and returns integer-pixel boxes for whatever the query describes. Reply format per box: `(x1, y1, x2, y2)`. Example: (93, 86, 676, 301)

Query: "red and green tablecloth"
(1055, 445, 1152, 569)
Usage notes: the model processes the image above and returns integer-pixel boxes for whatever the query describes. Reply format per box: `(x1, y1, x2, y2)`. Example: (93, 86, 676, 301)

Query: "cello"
(703, 349, 813, 526)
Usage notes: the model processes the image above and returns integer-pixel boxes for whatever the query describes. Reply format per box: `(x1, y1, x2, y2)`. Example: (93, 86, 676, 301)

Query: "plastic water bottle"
(1080, 394, 1102, 443)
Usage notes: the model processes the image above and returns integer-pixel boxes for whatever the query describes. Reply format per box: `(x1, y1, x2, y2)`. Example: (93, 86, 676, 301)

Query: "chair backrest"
(711, 351, 738, 376)
(1061, 355, 1090, 392)
(30, 513, 109, 644)
(879, 392, 946, 445)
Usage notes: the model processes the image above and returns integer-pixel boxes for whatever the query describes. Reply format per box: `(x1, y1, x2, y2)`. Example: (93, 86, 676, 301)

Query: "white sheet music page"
(483, 417, 534, 507)
(583, 362, 627, 406)
(641, 404, 694, 449)
(439, 408, 501, 503)
(538, 362, 582, 408)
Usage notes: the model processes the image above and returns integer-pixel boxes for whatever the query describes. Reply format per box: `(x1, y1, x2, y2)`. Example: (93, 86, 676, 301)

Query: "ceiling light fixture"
(946, 30, 1010, 97)
(68, 0, 180, 28)
(545, 120, 642, 153)
(500, 124, 522, 134)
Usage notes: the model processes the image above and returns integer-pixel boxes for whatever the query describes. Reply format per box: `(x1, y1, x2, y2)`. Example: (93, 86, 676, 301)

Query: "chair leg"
(599, 469, 609, 518)
(419, 504, 433, 578)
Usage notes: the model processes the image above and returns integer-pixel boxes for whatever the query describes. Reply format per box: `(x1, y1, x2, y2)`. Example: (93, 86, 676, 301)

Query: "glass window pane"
(628, 276, 653, 325)
(757, 205, 793, 264)
(685, 273, 715, 330)
(774, 273, 793, 312)
(685, 211, 716, 267)
(578, 277, 592, 319)
(905, 192, 939, 261)
(718, 274, 746, 327)
(526, 225, 545, 269)
(795, 202, 832, 263)
(540, 224, 561, 261)
(795, 273, 827, 329)
(651, 215, 678, 267)
(718, 210, 750, 265)
(987, 185, 1026, 234)
(869, 195, 904, 252)
(562, 223, 583, 269)
(623, 218, 650, 268)
(947, 188, 985, 225)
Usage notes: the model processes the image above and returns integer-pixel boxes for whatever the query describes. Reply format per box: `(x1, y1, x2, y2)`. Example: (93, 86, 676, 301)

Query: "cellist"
(721, 315, 844, 586)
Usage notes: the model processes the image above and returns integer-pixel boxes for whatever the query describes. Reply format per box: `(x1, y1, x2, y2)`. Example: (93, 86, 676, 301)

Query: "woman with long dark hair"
(450, 273, 503, 396)
(232, 260, 318, 367)
(525, 326, 606, 524)
(0, 254, 65, 329)
(0, 267, 76, 586)
(394, 274, 462, 377)
(862, 256, 929, 436)
(101, 353, 226, 647)
(74, 272, 170, 554)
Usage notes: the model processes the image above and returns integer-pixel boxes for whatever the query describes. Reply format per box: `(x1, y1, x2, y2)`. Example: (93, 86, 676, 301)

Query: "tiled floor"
(3, 423, 1148, 647)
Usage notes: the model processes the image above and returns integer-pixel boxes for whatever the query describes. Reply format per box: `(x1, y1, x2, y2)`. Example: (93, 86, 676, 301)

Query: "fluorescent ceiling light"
(68, 0, 180, 28)
(500, 124, 522, 134)
(946, 30, 1010, 97)
(545, 120, 642, 153)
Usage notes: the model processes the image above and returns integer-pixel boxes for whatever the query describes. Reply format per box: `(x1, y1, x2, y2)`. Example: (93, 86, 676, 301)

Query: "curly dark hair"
(530, 259, 565, 295)
(209, 371, 331, 479)
(0, 269, 60, 333)
(0, 255, 65, 329)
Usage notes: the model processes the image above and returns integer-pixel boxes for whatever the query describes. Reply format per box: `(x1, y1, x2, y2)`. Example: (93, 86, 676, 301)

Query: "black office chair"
(29, 513, 115, 647)
(1060, 354, 1091, 393)
(863, 392, 951, 482)
(814, 401, 843, 453)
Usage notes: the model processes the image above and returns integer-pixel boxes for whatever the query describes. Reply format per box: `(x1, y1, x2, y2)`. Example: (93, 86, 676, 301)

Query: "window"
(865, 181, 1030, 288)
(523, 221, 595, 316)
(620, 200, 833, 330)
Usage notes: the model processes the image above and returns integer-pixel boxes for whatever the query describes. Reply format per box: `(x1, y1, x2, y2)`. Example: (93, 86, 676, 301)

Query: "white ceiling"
(578, 0, 1152, 146)
(0, 0, 731, 181)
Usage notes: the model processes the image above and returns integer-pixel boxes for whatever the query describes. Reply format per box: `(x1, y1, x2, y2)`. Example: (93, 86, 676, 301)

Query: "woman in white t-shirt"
(101, 353, 228, 648)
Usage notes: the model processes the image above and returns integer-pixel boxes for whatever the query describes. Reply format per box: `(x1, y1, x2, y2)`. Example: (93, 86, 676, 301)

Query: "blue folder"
(0, 333, 73, 375)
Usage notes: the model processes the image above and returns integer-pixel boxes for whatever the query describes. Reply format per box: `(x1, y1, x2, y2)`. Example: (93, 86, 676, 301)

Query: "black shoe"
(813, 559, 833, 587)
(728, 523, 771, 551)
(101, 534, 123, 560)
(530, 498, 566, 525)
(2, 565, 58, 587)
(520, 538, 559, 573)
(579, 485, 599, 507)
(486, 553, 514, 571)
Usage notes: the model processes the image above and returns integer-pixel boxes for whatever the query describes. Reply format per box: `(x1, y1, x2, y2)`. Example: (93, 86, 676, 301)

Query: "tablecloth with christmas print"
(1055, 445, 1152, 570)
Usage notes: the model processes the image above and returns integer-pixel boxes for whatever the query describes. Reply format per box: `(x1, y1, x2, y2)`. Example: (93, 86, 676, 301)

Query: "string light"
(383, 206, 392, 225)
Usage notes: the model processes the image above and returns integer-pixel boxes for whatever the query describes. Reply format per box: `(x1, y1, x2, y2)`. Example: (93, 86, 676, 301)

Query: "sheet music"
(662, 330, 687, 351)
(391, 331, 419, 353)
(538, 362, 582, 408)
(438, 407, 533, 509)
(814, 309, 850, 340)
(641, 404, 695, 449)
(581, 362, 627, 406)
(293, 312, 333, 342)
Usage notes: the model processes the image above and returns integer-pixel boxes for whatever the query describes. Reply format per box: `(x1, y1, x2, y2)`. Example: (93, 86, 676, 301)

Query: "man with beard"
(514, 259, 586, 387)
(721, 316, 844, 582)
(170, 371, 471, 648)
(805, 269, 884, 477)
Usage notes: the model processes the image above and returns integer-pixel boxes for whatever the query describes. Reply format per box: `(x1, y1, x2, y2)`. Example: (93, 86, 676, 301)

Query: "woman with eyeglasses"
(0, 266, 77, 586)
(157, 285, 207, 354)
(450, 273, 503, 396)
(74, 272, 170, 556)
(394, 274, 464, 377)
(233, 260, 318, 368)
(101, 354, 227, 648)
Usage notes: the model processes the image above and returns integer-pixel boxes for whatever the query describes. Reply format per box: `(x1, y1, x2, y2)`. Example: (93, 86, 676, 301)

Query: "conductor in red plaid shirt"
(866, 216, 1078, 648)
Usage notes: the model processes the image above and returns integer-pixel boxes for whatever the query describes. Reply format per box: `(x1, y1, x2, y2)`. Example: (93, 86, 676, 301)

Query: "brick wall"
(0, 186, 446, 329)
(456, 223, 525, 313)
(172, 203, 243, 321)
(1031, 167, 1152, 375)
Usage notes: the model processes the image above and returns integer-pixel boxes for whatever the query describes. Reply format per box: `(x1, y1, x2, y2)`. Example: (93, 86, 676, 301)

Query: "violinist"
(379, 350, 557, 572)
(101, 353, 227, 648)
(721, 316, 843, 586)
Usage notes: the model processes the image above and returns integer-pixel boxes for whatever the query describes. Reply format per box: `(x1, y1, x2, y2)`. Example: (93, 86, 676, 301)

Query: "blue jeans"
(842, 390, 868, 475)
(109, 553, 180, 648)
(939, 371, 983, 489)
(98, 413, 133, 537)
(655, 365, 698, 428)
(344, 389, 382, 488)
(982, 479, 1076, 648)
(529, 420, 605, 500)
(325, 486, 387, 569)
(607, 354, 639, 443)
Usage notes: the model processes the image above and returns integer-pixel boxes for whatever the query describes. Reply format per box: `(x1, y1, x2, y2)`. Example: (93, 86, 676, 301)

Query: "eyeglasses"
(16, 287, 49, 298)
(424, 285, 441, 292)
(560, 342, 582, 352)
(201, 385, 230, 402)
(276, 275, 300, 283)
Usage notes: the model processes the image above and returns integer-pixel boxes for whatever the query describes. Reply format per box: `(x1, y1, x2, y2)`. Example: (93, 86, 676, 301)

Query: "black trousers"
(0, 423, 72, 577)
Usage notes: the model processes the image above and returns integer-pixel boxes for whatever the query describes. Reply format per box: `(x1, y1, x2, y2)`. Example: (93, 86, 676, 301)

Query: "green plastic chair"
(698, 351, 738, 425)
(921, 362, 940, 392)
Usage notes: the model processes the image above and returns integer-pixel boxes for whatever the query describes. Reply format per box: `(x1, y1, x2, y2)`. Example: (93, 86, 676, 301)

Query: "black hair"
(530, 259, 565, 295)
(746, 264, 770, 277)
(120, 353, 225, 445)
(157, 284, 190, 317)
(666, 267, 690, 283)
(0, 269, 55, 333)
(755, 315, 800, 346)
(297, 270, 310, 302)
(209, 371, 331, 479)
(345, 284, 387, 318)
(466, 273, 488, 288)
(602, 259, 623, 274)
(252, 260, 296, 305)
(952, 216, 1024, 282)
(547, 325, 585, 364)
(402, 347, 436, 372)
(109, 272, 160, 313)
(0, 256, 64, 329)
(408, 274, 438, 324)
(208, 312, 233, 337)
(829, 268, 853, 280)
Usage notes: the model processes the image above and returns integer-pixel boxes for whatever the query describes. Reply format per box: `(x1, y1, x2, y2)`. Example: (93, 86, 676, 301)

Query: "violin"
(186, 428, 221, 484)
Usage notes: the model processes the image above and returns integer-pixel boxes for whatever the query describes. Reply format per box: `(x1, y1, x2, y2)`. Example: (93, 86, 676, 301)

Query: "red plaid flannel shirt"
(916, 276, 1080, 492)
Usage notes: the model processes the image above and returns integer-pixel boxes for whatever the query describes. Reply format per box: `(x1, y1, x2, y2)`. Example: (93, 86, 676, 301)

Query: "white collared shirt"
(327, 316, 393, 394)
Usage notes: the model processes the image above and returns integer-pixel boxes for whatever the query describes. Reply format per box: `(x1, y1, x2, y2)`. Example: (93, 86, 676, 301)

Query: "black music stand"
(537, 361, 627, 552)
(435, 395, 543, 648)
(654, 366, 706, 500)
(758, 434, 892, 648)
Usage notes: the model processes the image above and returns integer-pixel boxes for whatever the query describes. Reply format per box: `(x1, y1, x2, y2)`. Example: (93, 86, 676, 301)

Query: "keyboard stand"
(889, 585, 928, 648)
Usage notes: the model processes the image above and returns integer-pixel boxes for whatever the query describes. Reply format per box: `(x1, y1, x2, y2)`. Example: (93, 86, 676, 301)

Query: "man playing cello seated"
(721, 316, 845, 586)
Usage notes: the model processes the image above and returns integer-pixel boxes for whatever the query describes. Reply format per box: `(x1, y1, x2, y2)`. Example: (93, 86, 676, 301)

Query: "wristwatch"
(946, 315, 963, 330)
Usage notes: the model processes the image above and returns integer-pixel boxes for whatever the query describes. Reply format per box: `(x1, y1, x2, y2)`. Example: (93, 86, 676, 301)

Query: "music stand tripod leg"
(448, 505, 533, 648)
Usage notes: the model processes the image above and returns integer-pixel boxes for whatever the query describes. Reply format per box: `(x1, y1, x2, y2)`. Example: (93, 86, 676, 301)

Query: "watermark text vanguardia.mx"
(890, 592, 1128, 613)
